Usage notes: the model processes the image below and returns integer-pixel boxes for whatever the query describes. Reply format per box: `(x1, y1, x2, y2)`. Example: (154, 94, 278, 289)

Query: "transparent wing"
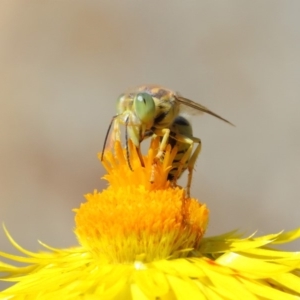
(175, 95, 234, 126)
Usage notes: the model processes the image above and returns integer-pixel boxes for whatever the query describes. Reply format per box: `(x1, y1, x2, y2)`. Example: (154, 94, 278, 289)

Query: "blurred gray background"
(0, 0, 299, 257)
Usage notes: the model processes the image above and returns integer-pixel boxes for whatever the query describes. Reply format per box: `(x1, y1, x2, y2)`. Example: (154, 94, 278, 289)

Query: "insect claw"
(127, 160, 133, 171)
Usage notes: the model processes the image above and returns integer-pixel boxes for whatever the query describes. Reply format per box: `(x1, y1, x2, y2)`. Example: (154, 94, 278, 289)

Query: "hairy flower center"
(74, 139, 209, 263)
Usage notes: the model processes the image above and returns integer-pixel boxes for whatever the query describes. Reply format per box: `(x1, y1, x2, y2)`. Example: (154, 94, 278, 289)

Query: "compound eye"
(134, 93, 155, 124)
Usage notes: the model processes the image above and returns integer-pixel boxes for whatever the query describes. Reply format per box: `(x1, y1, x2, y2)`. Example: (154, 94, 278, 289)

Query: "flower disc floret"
(75, 139, 209, 263)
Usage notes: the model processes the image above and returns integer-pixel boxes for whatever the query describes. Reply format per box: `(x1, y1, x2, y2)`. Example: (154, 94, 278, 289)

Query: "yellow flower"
(0, 138, 300, 299)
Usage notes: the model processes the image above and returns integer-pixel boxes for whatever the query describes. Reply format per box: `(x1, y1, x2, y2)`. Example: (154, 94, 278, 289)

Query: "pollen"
(74, 138, 209, 263)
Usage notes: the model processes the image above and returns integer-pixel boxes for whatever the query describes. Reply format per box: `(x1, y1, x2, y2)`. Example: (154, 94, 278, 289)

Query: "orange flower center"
(74, 138, 209, 263)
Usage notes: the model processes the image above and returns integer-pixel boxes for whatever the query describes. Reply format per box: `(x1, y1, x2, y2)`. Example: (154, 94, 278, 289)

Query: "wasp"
(101, 85, 233, 175)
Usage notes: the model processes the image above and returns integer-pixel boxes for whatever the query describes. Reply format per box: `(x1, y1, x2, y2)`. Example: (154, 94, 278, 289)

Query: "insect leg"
(186, 137, 201, 197)
(172, 141, 194, 185)
(101, 115, 118, 161)
(112, 116, 121, 142)
(125, 117, 133, 171)
(150, 128, 170, 183)
(155, 128, 171, 160)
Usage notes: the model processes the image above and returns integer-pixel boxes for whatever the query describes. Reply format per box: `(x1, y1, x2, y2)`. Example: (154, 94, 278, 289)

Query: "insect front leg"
(101, 115, 119, 162)
(155, 128, 171, 161)
(112, 117, 121, 143)
(150, 128, 170, 183)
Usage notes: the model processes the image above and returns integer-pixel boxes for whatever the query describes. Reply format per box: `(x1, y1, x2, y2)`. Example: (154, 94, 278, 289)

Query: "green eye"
(133, 93, 155, 124)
